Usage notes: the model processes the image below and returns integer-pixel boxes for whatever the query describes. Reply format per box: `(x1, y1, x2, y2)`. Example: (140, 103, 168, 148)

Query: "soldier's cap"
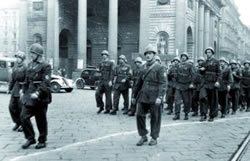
(134, 57, 143, 64)
(180, 52, 189, 59)
(144, 44, 156, 56)
(229, 60, 237, 65)
(101, 50, 109, 56)
(14, 51, 26, 60)
(172, 56, 181, 62)
(204, 47, 215, 54)
(197, 56, 205, 62)
(243, 60, 250, 65)
(30, 43, 43, 56)
(219, 57, 229, 64)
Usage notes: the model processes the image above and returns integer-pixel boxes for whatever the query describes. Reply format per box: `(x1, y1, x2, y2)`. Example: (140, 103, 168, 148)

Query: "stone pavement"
(0, 89, 250, 161)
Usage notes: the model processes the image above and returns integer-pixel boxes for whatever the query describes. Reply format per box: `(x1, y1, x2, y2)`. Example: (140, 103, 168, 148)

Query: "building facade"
(22, 0, 224, 78)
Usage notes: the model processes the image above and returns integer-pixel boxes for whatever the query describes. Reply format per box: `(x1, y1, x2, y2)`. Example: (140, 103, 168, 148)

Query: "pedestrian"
(199, 47, 221, 121)
(8, 51, 26, 132)
(20, 43, 52, 149)
(110, 55, 132, 115)
(95, 50, 114, 114)
(132, 44, 167, 146)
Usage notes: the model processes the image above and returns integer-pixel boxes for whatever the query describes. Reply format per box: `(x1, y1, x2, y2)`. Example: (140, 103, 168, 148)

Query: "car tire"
(51, 82, 61, 93)
(75, 79, 85, 89)
(65, 88, 73, 93)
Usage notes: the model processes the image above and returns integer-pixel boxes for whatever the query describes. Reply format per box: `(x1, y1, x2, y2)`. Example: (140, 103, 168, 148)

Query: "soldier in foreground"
(132, 45, 167, 146)
(20, 43, 52, 149)
(95, 50, 114, 114)
(8, 51, 26, 132)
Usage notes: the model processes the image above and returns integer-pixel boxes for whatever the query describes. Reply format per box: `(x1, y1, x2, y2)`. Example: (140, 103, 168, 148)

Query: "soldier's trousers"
(9, 96, 22, 126)
(95, 82, 112, 110)
(20, 103, 48, 143)
(200, 88, 218, 118)
(113, 88, 129, 111)
(218, 90, 228, 115)
(242, 87, 250, 108)
(229, 89, 240, 112)
(192, 90, 200, 113)
(165, 87, 176, 112)
(130, 89, 137, 113)
(174, 89, 192, 115)
(136, 102, 162, 139)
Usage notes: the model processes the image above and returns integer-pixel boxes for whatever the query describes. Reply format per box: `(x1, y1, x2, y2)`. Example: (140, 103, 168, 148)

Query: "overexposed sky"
(0, 0, 18, 8)
(234, 0, 250, 27)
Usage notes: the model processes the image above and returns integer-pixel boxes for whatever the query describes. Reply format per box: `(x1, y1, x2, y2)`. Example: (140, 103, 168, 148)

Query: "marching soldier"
(229, 60, 242, 114)
(199, 47, 221, 122)
(8, 51, 26, 132)
(20, 43, 52, 149)
(218, 57, 233, 118)
(165, 57, 180, 115)
(132, 45, 167, 146)
(128, 57, 143, 116)
(95, 50, 114, 114)
(241, 60, 250, 112)
(173, 52, 195, 120)
(110, 55, 132, 115)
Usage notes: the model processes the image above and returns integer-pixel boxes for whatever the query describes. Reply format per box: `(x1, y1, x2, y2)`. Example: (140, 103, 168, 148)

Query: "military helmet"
(154, 55, 161, 62)
(180, 52, 189, 59)
(118, 54, 126, 60)
(187, 59, 194, 65)
(172, 56, 181, 63)
(101, 50, 109, 56)
(243, 60, 250, 65)
(134, 57, 143, 64)
(30, 43, 43, 56)
(144, 44, 156, 56)
(14, 51, 26, 60)
(204, 47, 215, 55)
(229, 60, 237, 65)
(197, 56, 205, 62)
(219, 57, 229, 64)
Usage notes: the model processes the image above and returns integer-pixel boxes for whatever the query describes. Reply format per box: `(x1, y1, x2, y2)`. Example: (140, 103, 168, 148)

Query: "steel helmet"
(172, 56, 181, 63)
(101, 50, 109, 56)
(180, 52, 189, 60)
(118, 54, 126, 61)
(219, 57, 229, 64)
(14, 51, 26, 60)
(243, 60, 250, 65)
(154, 55, 161, 62)
(134, 57, 143, 64)
(204, 47, 215, 55)
(229, 60, 237, 65)
(197, 56, 205, 62)
(187, 59, 194, 65)
(30, 43, 43, 56)
(144, 44, 156, 56)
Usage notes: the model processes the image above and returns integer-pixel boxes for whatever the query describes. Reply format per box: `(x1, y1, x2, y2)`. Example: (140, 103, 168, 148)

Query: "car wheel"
(51, 82, 61, 93)
(75, 79, 85, 89)
(90, 87, 96, 90)
(65, 88, 73, 93)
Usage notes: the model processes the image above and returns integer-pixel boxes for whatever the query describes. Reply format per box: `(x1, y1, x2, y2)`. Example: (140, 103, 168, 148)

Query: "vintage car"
(75, 67, 101, 90)
(0, 57, 16, 91)
(50, 74, 74, 93)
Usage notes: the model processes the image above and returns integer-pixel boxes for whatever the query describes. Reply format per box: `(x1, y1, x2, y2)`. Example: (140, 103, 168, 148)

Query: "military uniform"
(8, 58, 26, 131)
(241, 63, 250, 111)
(111, 63, 132, 114)
(95, 60, 114, 113)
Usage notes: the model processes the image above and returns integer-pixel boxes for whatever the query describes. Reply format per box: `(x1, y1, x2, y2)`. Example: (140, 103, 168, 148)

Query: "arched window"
(188, 0, 194, 10)
(33, 33, 42, 45)
(156, 31, 169, 55)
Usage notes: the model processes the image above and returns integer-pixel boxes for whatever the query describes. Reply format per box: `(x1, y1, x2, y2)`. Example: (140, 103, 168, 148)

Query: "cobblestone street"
(0, 89, 250, 161)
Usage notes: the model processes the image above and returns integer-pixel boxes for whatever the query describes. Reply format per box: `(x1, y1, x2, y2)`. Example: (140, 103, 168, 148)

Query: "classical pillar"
(198, 1, 204, 56)
(139, 0, 149, 54)
(46, 0, 59, 70)
(209, 13, 215, 47)
(194, 0, 199, 61)
(19, 1, 28, 53)
(108, 0, 118, 63)
(77, 0, 87, 69)
(204, 7, 210, 49)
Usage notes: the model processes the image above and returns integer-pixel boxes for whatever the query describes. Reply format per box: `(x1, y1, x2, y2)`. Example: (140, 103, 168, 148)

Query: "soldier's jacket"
(133, 61, 167, 104)
(131, 65, 143, 87)
(176, 61, 195, 90)
(200, 58, 221, 89)
(8, 63, 26, 97)
(241, 68, 250, 88)
(98, 60, 114, 82)
(22, 60, 52, 106)
(231, 67, 242, 89)
(113, 64, 132, 91)
(167, 64, 178, 88)
(193, 65, 204, 91)
(219, 67, 233, 91)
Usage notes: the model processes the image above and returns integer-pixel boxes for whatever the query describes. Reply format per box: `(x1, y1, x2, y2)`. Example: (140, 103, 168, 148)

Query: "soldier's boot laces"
(136, 136, 148, 146)
(173, 115, 180, 120)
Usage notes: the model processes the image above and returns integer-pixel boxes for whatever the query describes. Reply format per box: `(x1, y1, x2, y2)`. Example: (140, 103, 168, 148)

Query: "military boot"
(123, 109, 128, 115)
(184, 113, 189, 120)
(172, 115, 180, 120)
(200, 115, 207, 121)
(97, 107, 104, 114)
(208, 117, 214, 122)
(35, 142, 46, 149)
(128, 111, 135, 116)
(21, 139, 36, 149)
(103, 110, 110, 114)
(191, 112, 198, 117)
(110, 109, 117, 115)
(148, 138, 157, 146)
(166, 110, 173, 115)
(136, 136, 148, 146)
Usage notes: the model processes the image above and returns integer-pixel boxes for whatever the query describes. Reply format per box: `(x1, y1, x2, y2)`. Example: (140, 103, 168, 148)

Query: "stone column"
(194, 0, 199, 61)
(108, 0, 118, 63)
(19, 0, 28, 53)
(204, 7, 210, 49)
(77, 0, 87, 69)
(209, 13, 215, 47)
(139, 0, 149, 54)
(198, 1, 205, 56)
(46, 0, 59, 70)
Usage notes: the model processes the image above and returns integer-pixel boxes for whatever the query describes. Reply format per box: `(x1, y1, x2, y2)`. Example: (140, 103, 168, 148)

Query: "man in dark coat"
(20, 43, 52, 149)
(132, 45, 167, 146)
(241, 60, 250, 112)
